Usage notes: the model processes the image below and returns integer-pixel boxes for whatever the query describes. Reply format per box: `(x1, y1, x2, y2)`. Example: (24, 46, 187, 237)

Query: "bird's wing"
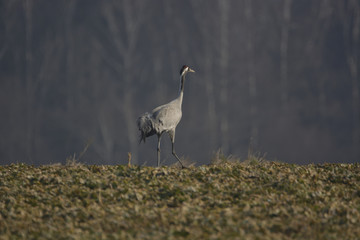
(152, 104, 182, 131)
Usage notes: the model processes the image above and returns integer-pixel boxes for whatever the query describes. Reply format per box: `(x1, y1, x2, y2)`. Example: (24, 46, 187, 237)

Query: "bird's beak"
(189, 68, 195, 73)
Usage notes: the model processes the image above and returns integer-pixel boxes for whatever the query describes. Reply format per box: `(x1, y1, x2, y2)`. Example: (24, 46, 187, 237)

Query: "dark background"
(1, 0, 359, 165)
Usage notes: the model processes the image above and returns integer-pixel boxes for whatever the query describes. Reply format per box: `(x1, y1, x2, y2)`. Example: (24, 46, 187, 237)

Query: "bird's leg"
(169, 131, 186, 169)
(157, 134, 162, 167)
(171, 142, 186, 169)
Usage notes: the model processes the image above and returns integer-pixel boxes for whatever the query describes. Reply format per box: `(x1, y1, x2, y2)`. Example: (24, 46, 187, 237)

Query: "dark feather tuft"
(137, 113, 156, 143)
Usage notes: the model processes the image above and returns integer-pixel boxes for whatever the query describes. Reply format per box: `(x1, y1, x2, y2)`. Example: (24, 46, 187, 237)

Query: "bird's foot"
(181, 165, 188, 169)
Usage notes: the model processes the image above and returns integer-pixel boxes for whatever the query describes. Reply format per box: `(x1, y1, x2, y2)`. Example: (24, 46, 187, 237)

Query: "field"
(0, 158, 360, 239)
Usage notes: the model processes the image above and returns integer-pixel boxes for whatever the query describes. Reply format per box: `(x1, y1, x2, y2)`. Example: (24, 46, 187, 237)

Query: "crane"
(137, 65, 195, 168)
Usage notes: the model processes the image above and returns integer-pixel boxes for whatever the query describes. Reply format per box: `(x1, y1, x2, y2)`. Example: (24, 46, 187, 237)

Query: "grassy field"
(0, 158, 360, 239)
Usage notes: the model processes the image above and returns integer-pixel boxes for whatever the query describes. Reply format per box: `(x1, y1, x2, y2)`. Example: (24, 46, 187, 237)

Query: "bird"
(137, 65, 195, 168)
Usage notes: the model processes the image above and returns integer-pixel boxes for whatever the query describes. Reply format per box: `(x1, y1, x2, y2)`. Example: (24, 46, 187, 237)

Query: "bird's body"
(138, 98, 182, 142)
(137, 65, 195, 167)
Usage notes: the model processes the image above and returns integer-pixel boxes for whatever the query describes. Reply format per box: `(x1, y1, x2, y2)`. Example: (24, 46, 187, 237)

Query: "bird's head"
(180, 65, 195, 75)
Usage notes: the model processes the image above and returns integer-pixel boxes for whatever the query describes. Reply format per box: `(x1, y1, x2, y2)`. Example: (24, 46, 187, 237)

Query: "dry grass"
(1, 158, 359, 239)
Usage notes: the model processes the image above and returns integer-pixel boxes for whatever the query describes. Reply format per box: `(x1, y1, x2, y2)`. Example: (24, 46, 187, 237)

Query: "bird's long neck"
(177, 73, 186, 106)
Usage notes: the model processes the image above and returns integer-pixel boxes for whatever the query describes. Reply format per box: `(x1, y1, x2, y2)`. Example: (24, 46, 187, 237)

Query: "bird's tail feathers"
(137, 113, 156, 143)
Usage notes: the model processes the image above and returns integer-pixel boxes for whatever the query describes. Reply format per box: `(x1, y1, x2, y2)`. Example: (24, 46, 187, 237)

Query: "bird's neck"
(177, 73, 186, 106)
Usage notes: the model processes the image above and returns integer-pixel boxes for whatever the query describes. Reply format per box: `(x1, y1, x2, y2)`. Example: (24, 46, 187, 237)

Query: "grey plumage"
(137, 65, 195, 167)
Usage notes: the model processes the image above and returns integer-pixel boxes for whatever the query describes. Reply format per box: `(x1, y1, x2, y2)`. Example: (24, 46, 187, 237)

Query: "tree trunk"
(340, 0, 360, 160)
(244, 0, 258, 146)
(64, 1, 76, 113)
(204, 45, 217, 149)
(190, 0, 218, 151)
(123, 90, 139, 164)
(348, 0, 360, 160)
(280, 0, 292, 110)
(24, 0, 35, 163)
(219, 0, 230, 154)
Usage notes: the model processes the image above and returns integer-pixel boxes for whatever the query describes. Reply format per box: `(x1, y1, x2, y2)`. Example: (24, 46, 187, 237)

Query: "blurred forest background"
(0, 0, 359, 165)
